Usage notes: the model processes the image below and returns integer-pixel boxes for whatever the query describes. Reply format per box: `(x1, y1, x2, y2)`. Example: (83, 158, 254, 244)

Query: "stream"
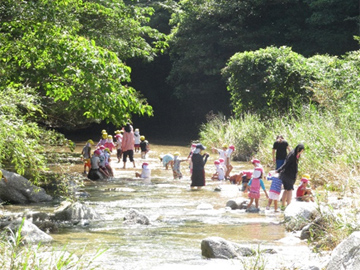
(3, 142, 312, 269)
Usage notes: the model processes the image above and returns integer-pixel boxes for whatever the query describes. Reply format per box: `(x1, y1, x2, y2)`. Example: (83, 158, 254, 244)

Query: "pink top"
(121, 131, 135, 151)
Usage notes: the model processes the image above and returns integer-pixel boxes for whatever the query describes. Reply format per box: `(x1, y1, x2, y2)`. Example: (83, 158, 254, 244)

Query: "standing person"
(191, 143, 209, 190)
(81, 139, 93, 174)
(97, 131, 108, 147)
(121, 123, 136, 169)
(272, 135, 291, 170)
(139, 136, 150, 159)
(134, 128, 141, 153)
(172, 152, 186, 179)
(114, 130, 123, 163)
(266, 171, 283, 212)
(104, 148, 114, 177)
(104, 135, 116, 153)
(245, 167, 268, 210)
(277, 143, 305, 210)
(225, 145, 235, 179)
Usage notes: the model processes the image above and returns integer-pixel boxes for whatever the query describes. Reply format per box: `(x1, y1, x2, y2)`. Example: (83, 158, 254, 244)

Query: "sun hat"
(219, 158, 225, 163)
(174, 152, 180, 156)
(222, 143, 228, 148)
(251, 159, 260, 164)
(302, 174, 311, 180)
(195, 143, 206, 150)
(214, 160, 220, 165)
(229, 145, 235, 150)
(87, 139, 94, 144)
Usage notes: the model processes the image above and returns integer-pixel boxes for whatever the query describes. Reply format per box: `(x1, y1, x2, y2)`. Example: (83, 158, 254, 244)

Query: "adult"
(121, 123, 136, 169)
(272, 135, 291, 170)
(191, 143, 209, 190)
(277, 143, 305, 209)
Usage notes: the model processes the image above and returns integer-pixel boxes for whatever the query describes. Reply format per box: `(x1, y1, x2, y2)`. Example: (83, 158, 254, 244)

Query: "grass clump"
(0, 218, 105, 269)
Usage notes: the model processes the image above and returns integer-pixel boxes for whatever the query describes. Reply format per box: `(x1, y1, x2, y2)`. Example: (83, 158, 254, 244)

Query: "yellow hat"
(174, 152, 180, 156)
(115, 130, 121, 134)
(302, 174, 311, 180)
(140, 135, 145, 141)
(102, 133, 108, 139)
(87, 139, 94, 144)
(222, 143, 228, 148)
(101, 129, 107, 134)
(0, 170, 2, 179)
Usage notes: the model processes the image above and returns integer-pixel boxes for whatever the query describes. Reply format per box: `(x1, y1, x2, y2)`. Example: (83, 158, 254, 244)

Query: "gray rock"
(123, 209, 150, 225)
(53, 201, 100, 222)
(226, 198, 248, 210)
(326, 231, 360, 270)
(284, 201, 318, 231)
(6, 219, 53, 244)
(0, 170, 52, 204)
(201, 236, 255, 259)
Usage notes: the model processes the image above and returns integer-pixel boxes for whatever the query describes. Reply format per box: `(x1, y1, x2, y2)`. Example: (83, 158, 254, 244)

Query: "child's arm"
(260, 179, 269, 198)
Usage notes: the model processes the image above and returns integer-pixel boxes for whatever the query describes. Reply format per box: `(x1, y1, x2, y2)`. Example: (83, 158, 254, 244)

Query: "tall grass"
(0, 218, 105, 269)
(199, 107, 360, 191)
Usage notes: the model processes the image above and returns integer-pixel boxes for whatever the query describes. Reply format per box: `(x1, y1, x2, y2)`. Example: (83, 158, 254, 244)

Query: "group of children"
(228, 158, 314, 212)
(209, 143, 314, 212)
(81, 128, 150, 180)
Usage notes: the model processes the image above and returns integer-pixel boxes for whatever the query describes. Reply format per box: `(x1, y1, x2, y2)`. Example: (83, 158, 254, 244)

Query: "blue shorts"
(276, 160, 285, 170)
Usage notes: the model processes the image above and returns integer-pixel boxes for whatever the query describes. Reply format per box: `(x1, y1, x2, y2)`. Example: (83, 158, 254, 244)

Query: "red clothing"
(121, 131, 135, 151)
(296, 185, 306, 197)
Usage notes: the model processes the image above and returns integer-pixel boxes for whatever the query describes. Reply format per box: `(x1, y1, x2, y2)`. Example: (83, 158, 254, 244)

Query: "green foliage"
(0, 218, 105, 269)
(222, 46, 315, 117)
(0, 0, 167, 128)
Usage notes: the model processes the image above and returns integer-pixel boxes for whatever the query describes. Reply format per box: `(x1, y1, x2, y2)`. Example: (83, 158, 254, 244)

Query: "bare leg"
(247, 198, 254, 209)
(274, 200, 278, 212)
(255, 198, 259, 208)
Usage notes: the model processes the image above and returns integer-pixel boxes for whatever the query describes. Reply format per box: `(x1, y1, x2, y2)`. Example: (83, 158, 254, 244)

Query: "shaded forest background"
(1, 0, 359, 179)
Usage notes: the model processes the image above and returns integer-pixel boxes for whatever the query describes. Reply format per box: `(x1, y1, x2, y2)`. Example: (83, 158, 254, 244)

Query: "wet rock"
(25, 211, 59, 233)
(284, 201, 319, 231)
(326, 231, 360, 270)
(5, 219, 53, 244)
(0, 170, 52, 204)
(226, 198, 247, 210)
(201, 236, 255, 259)
(123, 209, 150, 225)
(245, 206, 260, 213)
(214, 186, 222, 192)
(53, 201, 100, 222)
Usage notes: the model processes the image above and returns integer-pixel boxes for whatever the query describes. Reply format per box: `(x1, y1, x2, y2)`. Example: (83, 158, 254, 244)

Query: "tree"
(222, 46, 315, 117)
(0, 0, 168, 129)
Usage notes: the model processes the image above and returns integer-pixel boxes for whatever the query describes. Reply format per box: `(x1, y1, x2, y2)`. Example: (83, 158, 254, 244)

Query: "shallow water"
(4, 142, 299, 269)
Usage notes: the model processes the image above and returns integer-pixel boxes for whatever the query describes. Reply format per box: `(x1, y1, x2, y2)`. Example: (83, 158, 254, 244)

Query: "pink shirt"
(121, 131, 135, 151)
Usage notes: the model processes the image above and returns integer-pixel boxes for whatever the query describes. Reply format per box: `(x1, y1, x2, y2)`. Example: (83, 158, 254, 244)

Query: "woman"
(277, 143, 305, 209)
(191, 143, 209, 189)
(121, 123, 136, 169)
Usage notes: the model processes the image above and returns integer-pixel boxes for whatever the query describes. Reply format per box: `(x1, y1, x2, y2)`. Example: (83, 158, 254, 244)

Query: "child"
(266, 171, 283, 212)
(229, 170, 253, 191)
(296, 174, 314, 202)
(160, 154, 174, 170)
(211, 160, 225, 181)
(135, 162, 151, 178)
(140, 136, 150, 159)
(173, 152, 186, 179)
(81, 139, 94, 174)
(218, 158, 227, 177)
(245, 167, 268, 210)
(134, 128, 141, 153)
(98, 146, 110, 178)
(114, 130, 123, 163)
(225, 145, 235, 179)
(97, 132, 108, 147)
(88, 150, 107, 180)
(104, 148, 114, 177)
(104, 135, 116, 153)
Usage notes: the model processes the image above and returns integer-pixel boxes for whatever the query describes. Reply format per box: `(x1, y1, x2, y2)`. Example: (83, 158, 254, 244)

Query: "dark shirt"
(273, 140, 289, 160)
(191, 153, 209, 171)
(140, 141, 148, 152)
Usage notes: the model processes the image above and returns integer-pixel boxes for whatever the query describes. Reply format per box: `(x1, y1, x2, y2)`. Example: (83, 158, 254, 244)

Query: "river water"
(4, 142, 311, 269)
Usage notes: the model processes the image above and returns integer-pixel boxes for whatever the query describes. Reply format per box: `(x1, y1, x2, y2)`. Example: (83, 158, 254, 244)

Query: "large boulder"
(53, 201, 100, 222)
(326, 231, 360, 270)
(6, 219, 53, 244)
(201, 237, 255, 259)
(0, 170, 52, 204)
(123, 209, 150, 225)
(284, 201, 319, 231)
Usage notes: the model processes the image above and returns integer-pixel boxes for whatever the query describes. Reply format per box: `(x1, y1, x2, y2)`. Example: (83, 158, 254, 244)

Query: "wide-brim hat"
(196, 143, 206, 150)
